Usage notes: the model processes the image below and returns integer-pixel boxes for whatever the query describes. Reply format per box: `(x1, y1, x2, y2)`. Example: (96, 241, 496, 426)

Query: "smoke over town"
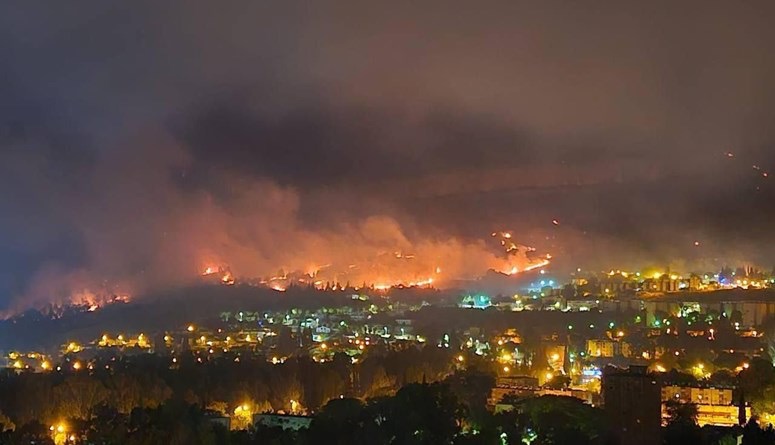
(2, 0, 775, 311)
(3, 135, 552, 312)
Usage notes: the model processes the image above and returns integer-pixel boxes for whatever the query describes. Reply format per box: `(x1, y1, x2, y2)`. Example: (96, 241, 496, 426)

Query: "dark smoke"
(1, 0, 775, 309)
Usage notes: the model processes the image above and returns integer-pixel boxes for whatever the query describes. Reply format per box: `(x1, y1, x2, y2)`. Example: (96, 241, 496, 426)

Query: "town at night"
(2, 1, 775, 444)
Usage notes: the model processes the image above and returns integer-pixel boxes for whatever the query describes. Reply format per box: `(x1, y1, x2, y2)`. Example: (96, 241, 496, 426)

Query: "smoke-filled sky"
(2, 0, 775, 309)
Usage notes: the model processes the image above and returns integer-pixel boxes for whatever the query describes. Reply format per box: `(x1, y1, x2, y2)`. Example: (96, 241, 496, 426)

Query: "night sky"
(2, 1, 775, 309)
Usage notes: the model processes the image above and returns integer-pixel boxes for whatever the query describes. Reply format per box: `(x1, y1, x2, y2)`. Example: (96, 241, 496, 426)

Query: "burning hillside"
(6, 143, 551, 315)
(197, 230, 550, 292)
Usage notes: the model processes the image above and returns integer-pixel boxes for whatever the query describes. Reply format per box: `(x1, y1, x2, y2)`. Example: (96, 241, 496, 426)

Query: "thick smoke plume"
(5, 138, 546, 313)
(3, 1, 775, 310)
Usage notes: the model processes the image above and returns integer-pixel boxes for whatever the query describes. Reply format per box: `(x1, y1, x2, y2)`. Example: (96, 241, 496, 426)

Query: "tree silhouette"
(663, 400, 702, 445)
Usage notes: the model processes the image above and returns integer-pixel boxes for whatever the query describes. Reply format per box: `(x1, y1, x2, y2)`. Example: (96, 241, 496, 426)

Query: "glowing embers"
(201, 265, 235, 285)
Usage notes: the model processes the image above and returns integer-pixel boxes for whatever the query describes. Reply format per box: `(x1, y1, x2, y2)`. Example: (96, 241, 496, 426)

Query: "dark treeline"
(0, 345, 455, 432)
(0, 380, 614, 445)
(0, 352, 774, 444)
(9, 383, 769, 445)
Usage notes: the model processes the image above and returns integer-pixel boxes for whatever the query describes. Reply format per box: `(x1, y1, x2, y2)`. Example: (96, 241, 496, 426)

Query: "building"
(586, 339, 631, 358)
(691, 405, 749, 427)
(489, 375, 599, 412)
(312, 326, 331, 342)
(662, 384, 749, 426)
(488, 376, 539, 407)
(603, 365, 661, 445)
(598, 297, 642, 313)
(662, 385, 734, 406)
(640, 289, 775, 327)
(544, 344, 566, 372)
(489, 375, 598, 409)
(205, 411, 231, 430)
(253, 414, 312, 431)
(587, 339, 615, 358)
(459, 294, 492, 309)
(641, 277, 680, 293)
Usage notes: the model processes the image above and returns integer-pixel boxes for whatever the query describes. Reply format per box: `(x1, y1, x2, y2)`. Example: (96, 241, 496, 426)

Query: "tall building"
(603, 365, 661, 445)
(662, 384, 750, 426)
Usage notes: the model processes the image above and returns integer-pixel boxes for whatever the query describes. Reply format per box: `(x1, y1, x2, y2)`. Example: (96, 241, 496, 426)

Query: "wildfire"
(65, 291, 132, 315)
(523, 259, 550, 272)
(195, 231, 551, 292)
(202, 265, 234, 286)
(221, 272, 235, 285)
(492, 232, 552, 276)
(412, 277, 434, 287)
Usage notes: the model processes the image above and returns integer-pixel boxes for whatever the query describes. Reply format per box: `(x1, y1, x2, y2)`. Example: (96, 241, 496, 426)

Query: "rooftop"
(639, 288, 775, 303)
